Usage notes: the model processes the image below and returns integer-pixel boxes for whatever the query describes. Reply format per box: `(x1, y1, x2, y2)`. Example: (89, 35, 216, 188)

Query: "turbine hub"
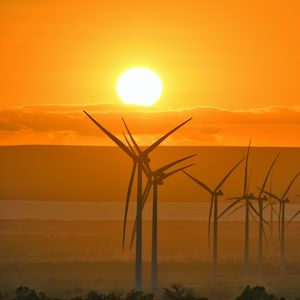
(216, 190, 224, 196)
(138, 154, 150, 165)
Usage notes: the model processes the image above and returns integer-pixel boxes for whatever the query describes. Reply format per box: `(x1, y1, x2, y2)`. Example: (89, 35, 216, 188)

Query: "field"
(1, 220, 300, 299)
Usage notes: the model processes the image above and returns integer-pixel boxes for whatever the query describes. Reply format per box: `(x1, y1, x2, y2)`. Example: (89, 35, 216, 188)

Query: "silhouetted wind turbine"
(259, 171, 300, 274)
(182, 158, 244, 279)
(254, 153, 279, 276)
(84, 111, 191, 290)
(124, 139, 196, 289)
(218, 140, 263, 277)
(221, 154, 275, 276)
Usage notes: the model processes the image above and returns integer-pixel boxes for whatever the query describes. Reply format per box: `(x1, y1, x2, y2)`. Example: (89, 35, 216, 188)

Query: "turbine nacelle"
(156, 179, 164, 185)
(150, 174, 165, 185)
(138, 153, 150, 164)
(255, 195, 268, 201)
(283, 197, 290, 203)
(215, 190, 224, 196)
(242, 193, 255, 200)
(152, 170, 165, 178)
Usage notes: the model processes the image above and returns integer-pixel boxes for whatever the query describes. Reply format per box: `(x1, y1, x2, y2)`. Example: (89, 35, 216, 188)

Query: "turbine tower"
(84, 111, 191, 290)
(182, 158, 244, 279)
(123, 127, 196, 289)
(149, 163, 195, 289)
(260, 171, 300, 275)
(218, 140, 263, 277)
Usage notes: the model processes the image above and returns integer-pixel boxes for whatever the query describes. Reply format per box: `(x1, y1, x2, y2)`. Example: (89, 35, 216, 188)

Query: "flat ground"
(1, 220, 300, 299)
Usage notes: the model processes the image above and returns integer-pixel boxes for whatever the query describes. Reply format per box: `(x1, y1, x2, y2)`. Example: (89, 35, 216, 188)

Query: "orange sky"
(0, 1, 300, 146)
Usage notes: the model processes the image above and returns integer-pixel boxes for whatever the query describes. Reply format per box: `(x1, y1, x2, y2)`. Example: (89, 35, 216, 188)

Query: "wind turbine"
(182, 158, 244, 279)
(259, 171, 300, 274)
(84, 111, 191, 290)
(123, 130, 196, 289)
(252, 153, 279, 275)
(218, 140, 263, 277)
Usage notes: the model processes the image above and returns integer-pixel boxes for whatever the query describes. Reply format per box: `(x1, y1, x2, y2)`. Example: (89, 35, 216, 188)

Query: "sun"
(117, 67, 163, 106)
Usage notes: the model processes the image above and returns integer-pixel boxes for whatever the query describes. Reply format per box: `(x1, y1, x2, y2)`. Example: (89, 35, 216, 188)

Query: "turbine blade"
(249, 208, 258, 224)
(249, 201, 269, 225)
(141, 163, 150, 177)
(247, 169, 252, 194)
(154, 154, 197, 174)
(257, 188, 281, 202)
(272, 206, 279, 217)
(214, 158, 244, 192)
(163, 164, 194, 179)
(129, 217, 137, 251)
(257, 153, 280, 200)
(244, 139, 251, 194)
(254, 154, 279, 246)
(286, 210, 300, 227)
(218, 198, 243, 220)
(144, 118, 192, 154)
(122, 132, 137, 156)
(182, 170, 213, 194)
(208, 194, 214, 251)
(83, 111, 133, 158)
(122, 161, 137, 249)
(129, 181, 152, 250)
(224, 203, 245, 219)
(281, 171, 300, 200)
(252, 207, 268, 246)
(263, 203, 271, 210)
(248, 201, 260, 218)
(123, 130, 150, 175)
(121, 118, 142, 155)
(141, 179, 153, 209)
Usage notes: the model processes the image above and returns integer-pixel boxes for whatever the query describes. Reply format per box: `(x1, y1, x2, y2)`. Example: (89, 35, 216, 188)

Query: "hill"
(0, 145, 299, 202)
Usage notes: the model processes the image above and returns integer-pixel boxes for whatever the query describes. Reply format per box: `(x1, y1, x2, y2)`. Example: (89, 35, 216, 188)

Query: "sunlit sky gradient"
(0, 1, 300, 146)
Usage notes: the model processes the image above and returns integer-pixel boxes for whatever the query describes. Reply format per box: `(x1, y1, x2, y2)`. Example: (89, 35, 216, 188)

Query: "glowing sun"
(117, 67, 163, 106)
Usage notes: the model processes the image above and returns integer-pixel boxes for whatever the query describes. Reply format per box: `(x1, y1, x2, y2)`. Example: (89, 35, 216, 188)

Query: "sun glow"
(117, 68, 163, 106)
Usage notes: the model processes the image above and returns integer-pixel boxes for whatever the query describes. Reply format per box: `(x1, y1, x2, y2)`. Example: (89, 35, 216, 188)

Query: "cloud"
(0, 102, 300, 146)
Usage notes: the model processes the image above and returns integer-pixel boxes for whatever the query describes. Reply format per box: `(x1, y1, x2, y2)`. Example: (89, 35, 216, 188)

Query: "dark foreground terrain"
(1, 220, 300, 299)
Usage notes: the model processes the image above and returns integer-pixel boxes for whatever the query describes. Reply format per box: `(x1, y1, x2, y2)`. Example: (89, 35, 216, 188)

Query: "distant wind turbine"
(84, 111, 191, 290)
(182, 158, 244, 279)
(218, 140, 264, 277)
(254, 153, 279, 276)
(259, 171, 300, 274)
(221, 153, 277, 276)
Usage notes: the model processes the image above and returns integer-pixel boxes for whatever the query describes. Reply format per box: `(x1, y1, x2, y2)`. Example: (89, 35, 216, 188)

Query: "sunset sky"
(0, 1, 300, 146)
